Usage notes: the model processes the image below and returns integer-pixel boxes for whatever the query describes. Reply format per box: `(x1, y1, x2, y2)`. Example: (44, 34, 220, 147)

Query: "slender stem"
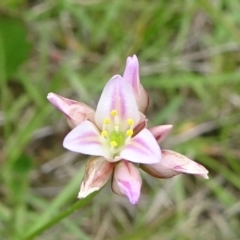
(21, 193, 96, 240)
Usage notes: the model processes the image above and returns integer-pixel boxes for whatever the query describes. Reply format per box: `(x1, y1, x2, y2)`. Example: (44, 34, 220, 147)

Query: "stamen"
(101, 130, 108, 137)
(110, 141, 117, 147)
(104, 118, 110, 124)
(101, 110, 135, 155)
(126, 129, 133, 137)
(111, 110, 118, 116)
(127, 119, 134, 126)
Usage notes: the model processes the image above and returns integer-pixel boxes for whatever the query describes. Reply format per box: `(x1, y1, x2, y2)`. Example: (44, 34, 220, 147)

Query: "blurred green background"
(1, 0, 240, 239)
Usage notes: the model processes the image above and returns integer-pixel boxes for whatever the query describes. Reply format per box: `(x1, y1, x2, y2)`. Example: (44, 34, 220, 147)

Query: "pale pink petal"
(120, 129, 161, 164)
(123, 55, 149, 113)
(95, 75, 140, 129)
(63, 120, 107, 157)
(112, 160, 142, 204)
(149, 125, 173, 143)
(123, 55, 140, 91)
(78, 157, 114, 198)
(136, 84, 149, 113)
(47, 92, 94, 128)
(140, 149, 209, 179)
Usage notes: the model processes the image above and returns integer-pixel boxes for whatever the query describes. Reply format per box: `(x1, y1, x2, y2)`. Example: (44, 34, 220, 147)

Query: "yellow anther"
(101, 130, 108, 137)
(127, 119, 134, 126)
(111, 110, 118, 116)
(110, 141, 117, 147)
(126, 129, 133, 137)
(104, 118, 110, 124)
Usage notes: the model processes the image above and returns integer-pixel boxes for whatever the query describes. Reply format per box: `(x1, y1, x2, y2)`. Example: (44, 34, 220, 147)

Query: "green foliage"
(0, 14, 31, 78)
(0, 0, 240, 239)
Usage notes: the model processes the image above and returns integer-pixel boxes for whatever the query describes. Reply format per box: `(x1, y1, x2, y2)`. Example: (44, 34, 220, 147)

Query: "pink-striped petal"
(112, 160, 142, 204)
(95, 75, 140, 129)
(47, 92, 94, 128)
(123, 55, 149, 113)
(63, 120, 107, 157)
(120, 129, 161, 164)
(123, 55, 140, 91)
(78, 157, 114, 198)
(149, 125, 173, 143)
(140, 149, 209, 179)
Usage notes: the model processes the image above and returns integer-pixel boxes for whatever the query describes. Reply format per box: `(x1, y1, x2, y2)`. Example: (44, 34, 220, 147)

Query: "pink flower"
(62, 75, 161, 164)
(47, 55, 208, 204)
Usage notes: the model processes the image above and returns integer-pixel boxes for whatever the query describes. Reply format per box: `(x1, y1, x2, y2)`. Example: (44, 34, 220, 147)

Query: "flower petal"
(95, 75, 140, 129)
(47, 92, 94, 128)
(78, 157, 114, 198)
(63, 120, 107, 157)
(123, 55, 149, 113)
(112, 160, 142, 204)
(140, 149, 209, 179)
(123, 55, 140, 91)
(120, 129, 161, 164)
(132, 113, 147, 136)
(136, 85, 149, 113)
(148, 125, 173, 143)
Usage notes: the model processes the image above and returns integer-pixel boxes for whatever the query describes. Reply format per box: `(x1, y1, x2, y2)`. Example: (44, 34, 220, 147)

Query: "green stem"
(21, 193, 97, 240)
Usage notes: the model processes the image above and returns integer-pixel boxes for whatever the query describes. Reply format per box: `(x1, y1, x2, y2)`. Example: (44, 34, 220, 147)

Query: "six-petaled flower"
(47, 55, 208, 204)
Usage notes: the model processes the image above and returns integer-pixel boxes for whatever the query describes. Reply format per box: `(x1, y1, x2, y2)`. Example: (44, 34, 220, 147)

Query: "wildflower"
(47, 55, 208, 204)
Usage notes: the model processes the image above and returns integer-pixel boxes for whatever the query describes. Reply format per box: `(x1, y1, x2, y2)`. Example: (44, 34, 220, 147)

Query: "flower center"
(100, 110, 134, 157)
(109, 130, 125, 147)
